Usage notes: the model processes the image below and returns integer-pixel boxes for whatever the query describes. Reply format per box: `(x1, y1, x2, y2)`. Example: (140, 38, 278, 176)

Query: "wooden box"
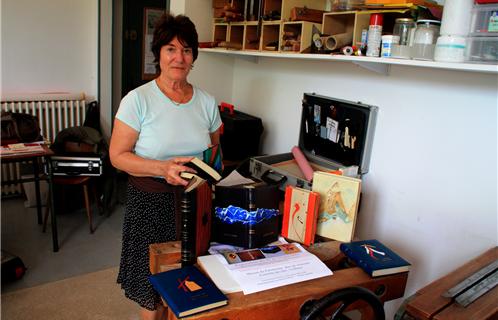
(213, 23, 228, 43)
(280, 0, 328, 22)
(244, 21, 260, 50)
(149, 241, 181, 274)
(322, 9, 410, 47)
(281, 21, 322, 52)
(228, 22, 245, 49)
(261, 21, 282, 51)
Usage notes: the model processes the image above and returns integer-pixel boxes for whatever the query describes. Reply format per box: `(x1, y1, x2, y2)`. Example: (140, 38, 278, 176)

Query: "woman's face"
(158, 36, 194, 81)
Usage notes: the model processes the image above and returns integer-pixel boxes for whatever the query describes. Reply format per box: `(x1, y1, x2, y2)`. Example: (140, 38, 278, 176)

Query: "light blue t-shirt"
(115, 80, 222, 160)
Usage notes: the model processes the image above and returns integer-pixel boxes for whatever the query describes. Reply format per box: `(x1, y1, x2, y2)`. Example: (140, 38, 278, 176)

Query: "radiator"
(1, 92, 86, 195)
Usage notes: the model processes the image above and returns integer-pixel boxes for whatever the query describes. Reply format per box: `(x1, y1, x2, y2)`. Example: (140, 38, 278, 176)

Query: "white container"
(469, 4, 498, 35)
(434, 35, 467, 62)
(466, 36, 498, 62)
(381, 35, 400, 57)
(440, 0, 473, 36)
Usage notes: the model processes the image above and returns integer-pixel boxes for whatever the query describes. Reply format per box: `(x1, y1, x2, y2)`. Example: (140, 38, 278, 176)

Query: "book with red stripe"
(340, 239, 411, 277)
(282, 185, 320, 246)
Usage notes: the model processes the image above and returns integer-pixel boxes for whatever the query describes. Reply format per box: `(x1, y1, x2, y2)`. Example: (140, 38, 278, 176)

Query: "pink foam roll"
(291, 146, 314, 182)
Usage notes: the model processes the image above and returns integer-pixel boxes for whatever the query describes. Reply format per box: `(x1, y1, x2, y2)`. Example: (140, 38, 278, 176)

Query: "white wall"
(1, 1, 496, 318)
(208, 54, 498, 316)
(1, 0, 98, 99)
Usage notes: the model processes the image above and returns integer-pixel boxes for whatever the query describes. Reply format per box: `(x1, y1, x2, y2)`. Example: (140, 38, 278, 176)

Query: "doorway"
(120, 0, 169, 97)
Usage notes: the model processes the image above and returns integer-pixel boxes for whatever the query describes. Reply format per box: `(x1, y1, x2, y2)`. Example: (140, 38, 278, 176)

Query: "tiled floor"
(1, 195, 124, 293)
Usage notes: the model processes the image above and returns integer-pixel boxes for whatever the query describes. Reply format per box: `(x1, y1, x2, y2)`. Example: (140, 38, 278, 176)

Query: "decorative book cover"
(148, 265, 228, 318)
(181, 180, 212, 266)
(311, 171, 361, 242)
(203, 144, 222, 173)
(340, 239, 411, 277)
(281, 185, 320, 246)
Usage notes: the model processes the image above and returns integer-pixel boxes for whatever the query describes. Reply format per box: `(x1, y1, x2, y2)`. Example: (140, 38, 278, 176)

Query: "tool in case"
(250, 93, 378, 191)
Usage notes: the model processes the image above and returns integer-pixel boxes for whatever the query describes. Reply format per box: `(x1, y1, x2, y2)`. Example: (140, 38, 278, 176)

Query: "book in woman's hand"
(181, 145, 223, 192)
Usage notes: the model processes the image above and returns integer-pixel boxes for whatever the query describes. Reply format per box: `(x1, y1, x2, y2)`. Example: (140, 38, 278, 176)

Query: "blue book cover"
(340, 239, 411, 277)
(149, 265, 228, 318)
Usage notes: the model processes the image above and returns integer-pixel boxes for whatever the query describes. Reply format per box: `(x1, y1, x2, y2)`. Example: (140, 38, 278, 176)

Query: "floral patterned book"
(311, 171, 361, 242)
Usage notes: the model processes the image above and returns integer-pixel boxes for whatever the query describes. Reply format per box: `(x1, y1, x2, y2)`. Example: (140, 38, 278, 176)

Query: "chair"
(42, 140, 104, 234)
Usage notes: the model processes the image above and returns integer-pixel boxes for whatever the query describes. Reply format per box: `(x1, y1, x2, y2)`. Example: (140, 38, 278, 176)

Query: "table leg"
(32, 157, 42, 224)
(45, 157, 59, 252)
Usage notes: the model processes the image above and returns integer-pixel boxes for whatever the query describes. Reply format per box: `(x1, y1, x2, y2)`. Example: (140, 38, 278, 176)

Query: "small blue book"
(149, 265, 228, 318)
(340, 239, 411, 277)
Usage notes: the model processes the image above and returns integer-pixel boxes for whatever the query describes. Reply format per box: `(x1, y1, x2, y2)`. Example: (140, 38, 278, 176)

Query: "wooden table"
(404, 247, 498, 320)
(1, 145, 59, 252)
(150, 241, 409, 320)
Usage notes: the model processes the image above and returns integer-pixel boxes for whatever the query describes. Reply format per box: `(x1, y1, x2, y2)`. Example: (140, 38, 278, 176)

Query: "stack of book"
(0, 143, 44, 156)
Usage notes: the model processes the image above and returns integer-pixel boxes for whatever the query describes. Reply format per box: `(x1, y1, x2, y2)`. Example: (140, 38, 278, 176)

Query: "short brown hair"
(151, 13, 199, 71)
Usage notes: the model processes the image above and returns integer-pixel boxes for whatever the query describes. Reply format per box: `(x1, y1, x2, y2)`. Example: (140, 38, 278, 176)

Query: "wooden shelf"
(199, 48, 498, 75)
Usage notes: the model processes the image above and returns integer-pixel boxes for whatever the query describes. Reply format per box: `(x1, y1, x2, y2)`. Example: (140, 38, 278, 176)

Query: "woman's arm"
(109, 119, 194, 186)
(209, 128, 221, 147)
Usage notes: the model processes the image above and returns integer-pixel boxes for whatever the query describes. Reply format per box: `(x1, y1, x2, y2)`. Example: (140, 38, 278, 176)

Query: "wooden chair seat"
(52, 176, 91, 185)
(43, 175, 103, 234)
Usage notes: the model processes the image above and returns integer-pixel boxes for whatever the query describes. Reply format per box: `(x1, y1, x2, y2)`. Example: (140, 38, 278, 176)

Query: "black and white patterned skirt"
(117, 182, 176, 310)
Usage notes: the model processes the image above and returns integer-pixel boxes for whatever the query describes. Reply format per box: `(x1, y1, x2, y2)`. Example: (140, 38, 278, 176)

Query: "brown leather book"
(180, 180, 212, 266)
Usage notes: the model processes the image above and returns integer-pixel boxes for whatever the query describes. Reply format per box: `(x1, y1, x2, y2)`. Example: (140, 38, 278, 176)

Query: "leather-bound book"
(180, 180, 212, 267)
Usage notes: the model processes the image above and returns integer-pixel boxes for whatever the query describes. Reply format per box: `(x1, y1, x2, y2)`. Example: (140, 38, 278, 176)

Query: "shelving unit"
(213, 0, 328, 52)
(199, 48, 498, 75)
(208, 1, 497, 73)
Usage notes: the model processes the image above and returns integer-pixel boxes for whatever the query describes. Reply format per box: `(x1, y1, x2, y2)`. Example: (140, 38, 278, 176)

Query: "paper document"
(222, 243, 332, 294)
(215, 170, 254, 187)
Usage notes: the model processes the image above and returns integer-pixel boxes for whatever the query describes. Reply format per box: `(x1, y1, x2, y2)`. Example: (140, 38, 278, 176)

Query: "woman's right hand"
(158, 156, 195, 186)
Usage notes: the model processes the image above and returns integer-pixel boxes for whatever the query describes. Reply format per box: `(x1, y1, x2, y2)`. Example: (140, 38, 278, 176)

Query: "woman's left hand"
(158, 157, 195, 186)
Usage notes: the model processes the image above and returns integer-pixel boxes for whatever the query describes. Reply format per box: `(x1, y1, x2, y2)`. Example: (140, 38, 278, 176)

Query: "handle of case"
(63, 172, 82, 176)
(219, 102, 235, 115)
(261, 169, 287, 186)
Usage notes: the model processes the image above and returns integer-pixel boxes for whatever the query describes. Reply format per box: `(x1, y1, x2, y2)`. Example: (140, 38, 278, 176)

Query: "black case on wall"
(219, 103, 264, 161)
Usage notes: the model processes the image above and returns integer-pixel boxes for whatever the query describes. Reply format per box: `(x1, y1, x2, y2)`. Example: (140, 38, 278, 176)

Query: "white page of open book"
(216, 170, 255, 187)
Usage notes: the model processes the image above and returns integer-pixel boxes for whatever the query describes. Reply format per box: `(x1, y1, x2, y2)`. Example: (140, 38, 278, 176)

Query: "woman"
(109, 13, 222, 320)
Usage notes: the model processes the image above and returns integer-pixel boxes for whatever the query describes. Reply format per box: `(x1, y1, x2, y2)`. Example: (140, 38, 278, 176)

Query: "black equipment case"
(50, 155, 103, 176)
(250, 93, 378, 191)
(219, 102, 263, 161)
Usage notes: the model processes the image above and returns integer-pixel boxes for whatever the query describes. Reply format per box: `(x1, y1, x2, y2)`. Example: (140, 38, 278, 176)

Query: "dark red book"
(180, 180, 212, 266)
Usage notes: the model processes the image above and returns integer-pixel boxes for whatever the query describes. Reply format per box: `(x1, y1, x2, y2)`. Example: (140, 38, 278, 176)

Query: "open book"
(181, 145, 223, 193)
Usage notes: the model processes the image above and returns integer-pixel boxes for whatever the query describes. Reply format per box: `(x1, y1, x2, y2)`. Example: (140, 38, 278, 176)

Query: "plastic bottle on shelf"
(366, 13, 383, 57)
